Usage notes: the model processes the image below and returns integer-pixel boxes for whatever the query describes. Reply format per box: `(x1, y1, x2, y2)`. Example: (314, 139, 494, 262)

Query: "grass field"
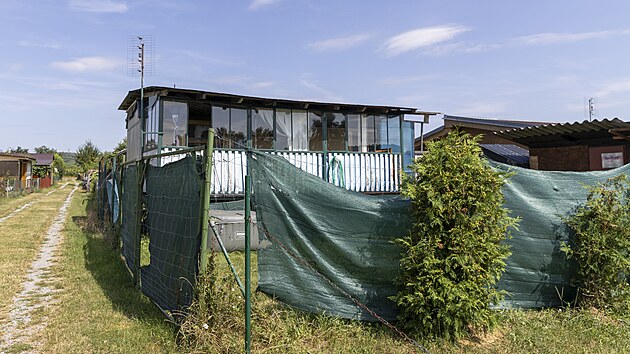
(3, 188, 630, 353)
(0, 183, 73, 320)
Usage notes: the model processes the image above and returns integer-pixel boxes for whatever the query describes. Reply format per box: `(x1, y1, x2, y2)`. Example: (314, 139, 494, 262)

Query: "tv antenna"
(585, 97, 598, 121)
(128, 35, 155, 151)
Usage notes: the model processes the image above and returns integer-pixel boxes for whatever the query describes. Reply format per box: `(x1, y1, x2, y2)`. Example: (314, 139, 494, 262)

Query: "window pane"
(145, 96, 159, 150)
(230, 108, 248, 149)
(387, 115, 401, 153)
(162, 101, 188, 147)
(402, 120, 414, 171)
(326, 113, 345, 151)
(276, 109, 292, 150)
(347, 114, 360, 152)
(375, 115, 388, 152)
(362, 114, 376, 152)
(252, 108, 274, 149)
(212, 106, 230, 148)
(308, 111, 323, 151)
(292, 110, 308, 151)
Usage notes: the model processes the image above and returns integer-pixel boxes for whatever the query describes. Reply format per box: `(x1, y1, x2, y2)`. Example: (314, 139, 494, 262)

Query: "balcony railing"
(154, 147, 402, 194)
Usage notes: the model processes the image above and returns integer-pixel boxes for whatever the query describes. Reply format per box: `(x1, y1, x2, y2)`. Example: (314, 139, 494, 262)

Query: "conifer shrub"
(393, 130, 517, 340)
(561, 175, 630, 312)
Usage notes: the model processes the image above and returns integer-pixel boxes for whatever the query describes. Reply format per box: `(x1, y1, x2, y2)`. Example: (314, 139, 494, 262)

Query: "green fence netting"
(492, 161, 630, 308)
(251, 151, 410, 321)
(251, 151, 630, 321)
(140, 156, 201, 312)
(121, 163, 139, 273)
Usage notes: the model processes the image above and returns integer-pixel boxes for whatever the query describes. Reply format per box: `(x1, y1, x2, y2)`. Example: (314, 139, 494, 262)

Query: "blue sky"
(1, 0, 630, 152)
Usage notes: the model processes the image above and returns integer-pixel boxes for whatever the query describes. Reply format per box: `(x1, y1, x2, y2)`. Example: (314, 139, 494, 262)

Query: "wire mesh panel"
(121, 163, 139, 273)
(140, 156, 201, 311)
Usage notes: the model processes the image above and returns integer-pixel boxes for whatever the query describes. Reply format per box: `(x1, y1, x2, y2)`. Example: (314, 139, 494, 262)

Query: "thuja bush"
(562, 175, 630, 312)
(393, 130, 517, 340)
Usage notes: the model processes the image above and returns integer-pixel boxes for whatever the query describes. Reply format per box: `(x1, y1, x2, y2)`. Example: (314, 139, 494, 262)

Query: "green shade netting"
(251, 150, 630, 320)
(121, 164, 139, 273)
(141, 156, 201, 311)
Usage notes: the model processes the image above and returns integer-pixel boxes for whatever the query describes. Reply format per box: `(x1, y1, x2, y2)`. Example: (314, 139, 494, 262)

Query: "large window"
(326, 112, 345, 151)
(276, 109, 292, 150)
(162, 101, 188, 147)
(347, 114, 360, 152)
(402, 120, 414, 170)
(374, 115, 389, 152)
(252, 108, 274, 149)
(212, 106, 230, 148)
(231, 108, 248, 149)
(362, 114, 376, 152)
(387, 115, 401, 153)
(308, 111, 324, 151)
(293, 110, 308, 151)
(145, 96, 159, 150)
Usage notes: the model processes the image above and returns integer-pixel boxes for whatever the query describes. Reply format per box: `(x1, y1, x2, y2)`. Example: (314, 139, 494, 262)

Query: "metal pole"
(133, 160, 145, 288)
(200, 129, 215, 273)
(244, 172, 252, 354)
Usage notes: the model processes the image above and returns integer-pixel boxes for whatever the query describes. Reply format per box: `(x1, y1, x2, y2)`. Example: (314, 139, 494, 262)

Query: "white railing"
(154, 147, 401, 194)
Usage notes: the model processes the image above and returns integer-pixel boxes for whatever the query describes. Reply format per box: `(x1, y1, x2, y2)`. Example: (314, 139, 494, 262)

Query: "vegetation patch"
(393, 130, 518, 340)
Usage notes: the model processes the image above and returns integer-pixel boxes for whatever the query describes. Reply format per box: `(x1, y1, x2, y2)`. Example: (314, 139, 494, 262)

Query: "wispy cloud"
(308, 33, 372, 52)
(248, 0, 280, 11)
(384, 25, 469, 56)
(50, 56, 123, 72)
(514, 30, 629, 45)
(18, 39, 61, 49)
(429, 29, 630, 56)
(594, 78, 630, 98)
(69, 0, 128, 13)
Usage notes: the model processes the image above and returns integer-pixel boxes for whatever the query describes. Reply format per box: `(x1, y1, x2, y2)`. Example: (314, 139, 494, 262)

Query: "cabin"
(495, 118, 630, 171)
(118, 86, 437, 195)
(0, 153, 35, 192)
(29, 153, 55, 189)
(417, 115, 547, 167)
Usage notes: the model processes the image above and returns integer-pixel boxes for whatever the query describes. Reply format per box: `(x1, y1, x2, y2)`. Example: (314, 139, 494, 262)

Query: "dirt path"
(0, 183, 70, 224)
(0, 184, 78, 354)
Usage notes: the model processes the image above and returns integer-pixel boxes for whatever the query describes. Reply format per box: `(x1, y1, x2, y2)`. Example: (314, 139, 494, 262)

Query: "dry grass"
(0, 183, 74, 323)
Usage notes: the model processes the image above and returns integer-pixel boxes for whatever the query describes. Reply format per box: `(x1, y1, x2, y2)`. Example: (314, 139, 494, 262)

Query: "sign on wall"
(601, 152, 624, 169)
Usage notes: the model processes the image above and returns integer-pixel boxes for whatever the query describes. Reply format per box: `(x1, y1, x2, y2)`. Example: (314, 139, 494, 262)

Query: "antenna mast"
(128, 35, 155, 152)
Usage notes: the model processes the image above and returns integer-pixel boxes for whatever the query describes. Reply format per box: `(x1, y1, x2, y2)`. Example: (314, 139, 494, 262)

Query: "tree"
(113, 138, 127, 155)
(76, 140, 101, 173)
(34, 145, 57, 154)
(52, 153, 66, 179)
(6, 146, 29, 154)
(392, 130, 518, 340)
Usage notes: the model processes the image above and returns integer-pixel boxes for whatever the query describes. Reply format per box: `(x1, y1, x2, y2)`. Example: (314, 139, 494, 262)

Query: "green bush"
(393, 130, 517, 340)
(561, 175, 630, 312)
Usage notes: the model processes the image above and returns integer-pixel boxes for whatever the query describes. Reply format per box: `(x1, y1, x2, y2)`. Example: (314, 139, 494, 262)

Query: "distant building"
(417, 115, 545, 167)
(0, 153, 35, 191)
(495, 118, 630, 171)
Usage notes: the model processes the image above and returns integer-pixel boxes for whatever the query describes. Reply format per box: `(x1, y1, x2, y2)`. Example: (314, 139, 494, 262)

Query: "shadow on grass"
(72, 215, 176, 328)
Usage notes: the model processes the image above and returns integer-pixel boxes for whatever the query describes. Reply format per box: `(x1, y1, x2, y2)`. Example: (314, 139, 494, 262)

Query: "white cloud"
(18, 39, 61, 49)
(451, 101, 508, 116)
(50, 56, 123, 72)
(384, 25, 469, 56)
(514, 30, 624, 45)
(595, 78, 630, 98)
(308, 33, 371, 52)
(248, 0, 280, 11)
(69, 0, 128, 13)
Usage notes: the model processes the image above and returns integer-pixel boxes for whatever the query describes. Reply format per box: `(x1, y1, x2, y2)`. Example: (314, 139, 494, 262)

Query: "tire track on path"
(0, 184, 78, 354)
(0, 183, 69, 224)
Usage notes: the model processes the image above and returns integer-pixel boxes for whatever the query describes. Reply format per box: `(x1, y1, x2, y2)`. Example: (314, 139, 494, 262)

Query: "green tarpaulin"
(250, 151, 630, 320)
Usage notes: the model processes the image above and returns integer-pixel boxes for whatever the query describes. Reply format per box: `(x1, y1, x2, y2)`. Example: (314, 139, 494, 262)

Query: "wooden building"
(119, 86, 437, 194)
(0, 154, 35, 191)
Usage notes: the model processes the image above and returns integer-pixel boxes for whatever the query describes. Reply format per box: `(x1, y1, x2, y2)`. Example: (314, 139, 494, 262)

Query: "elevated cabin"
(119, 86, 437, 195)
(0, 154, 34, 191)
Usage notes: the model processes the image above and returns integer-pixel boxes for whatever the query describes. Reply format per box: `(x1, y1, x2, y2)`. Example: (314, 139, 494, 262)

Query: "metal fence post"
(244, 171, 252, 354)
(200, 129, 215, 274)
(133, 160, 145, 288)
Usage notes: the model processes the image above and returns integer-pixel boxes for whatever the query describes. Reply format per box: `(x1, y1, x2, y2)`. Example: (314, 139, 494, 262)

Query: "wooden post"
(199, 129, 215, 274)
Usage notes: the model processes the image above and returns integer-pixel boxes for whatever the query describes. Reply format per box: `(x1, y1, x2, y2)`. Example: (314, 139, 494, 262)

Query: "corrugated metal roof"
(495, 118, 628, 140)
(480, 144, 529, 166)
(29, 153, 54, 166)
(444, 115, 546, 129)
